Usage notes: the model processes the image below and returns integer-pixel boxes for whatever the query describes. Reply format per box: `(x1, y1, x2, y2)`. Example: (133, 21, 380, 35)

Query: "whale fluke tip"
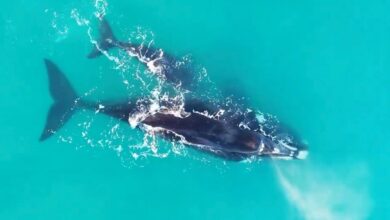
(40, 60, 78, 141)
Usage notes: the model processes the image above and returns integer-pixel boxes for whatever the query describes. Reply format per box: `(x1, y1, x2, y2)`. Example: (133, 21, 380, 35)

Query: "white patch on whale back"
(239, 122, 250, 130)
(255, 112, 266, 124)
(259, 141, 265, 152)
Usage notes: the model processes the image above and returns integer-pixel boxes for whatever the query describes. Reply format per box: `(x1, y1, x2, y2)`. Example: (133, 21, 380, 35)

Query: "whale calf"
(40, 59, 308, 160)
(87, 17, 194, 90)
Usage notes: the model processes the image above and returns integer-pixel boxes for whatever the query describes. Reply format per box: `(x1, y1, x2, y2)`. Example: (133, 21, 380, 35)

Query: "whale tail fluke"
(87, 17, 117, 58)
(40, 59, 79, 141)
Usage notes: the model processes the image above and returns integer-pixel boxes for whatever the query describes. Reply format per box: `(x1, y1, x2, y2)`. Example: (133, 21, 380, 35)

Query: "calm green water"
(1, 0, 389, 219)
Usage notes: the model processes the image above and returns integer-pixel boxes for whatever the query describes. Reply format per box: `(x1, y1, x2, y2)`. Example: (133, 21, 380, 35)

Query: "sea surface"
(1, 0, 389, 219)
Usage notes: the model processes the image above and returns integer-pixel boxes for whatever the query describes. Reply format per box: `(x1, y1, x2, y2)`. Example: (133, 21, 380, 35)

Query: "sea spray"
(274, 162, 371, 220)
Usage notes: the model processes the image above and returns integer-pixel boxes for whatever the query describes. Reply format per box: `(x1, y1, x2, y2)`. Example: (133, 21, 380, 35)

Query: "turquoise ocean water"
(1, 0, 389, 219)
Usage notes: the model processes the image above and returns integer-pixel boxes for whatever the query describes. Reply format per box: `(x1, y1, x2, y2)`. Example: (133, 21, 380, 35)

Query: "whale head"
(256, 123, 308, 160)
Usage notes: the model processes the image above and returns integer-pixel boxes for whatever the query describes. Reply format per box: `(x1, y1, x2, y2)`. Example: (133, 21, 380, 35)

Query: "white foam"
(280, 141, 298, 151)
(255, 112, 266, 123)
(296, 150, 308, 160)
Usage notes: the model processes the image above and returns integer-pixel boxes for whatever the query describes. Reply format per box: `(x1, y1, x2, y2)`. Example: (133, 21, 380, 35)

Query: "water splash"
(46, 9, 69, 42)
(65, 2, 196, 165)
(93, 0, 108, 18)
(274, 162, 372, 220)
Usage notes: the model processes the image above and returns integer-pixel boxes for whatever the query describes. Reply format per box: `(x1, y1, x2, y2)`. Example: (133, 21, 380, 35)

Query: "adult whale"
(87, 17, 194, 90)
(40, 59, 308, 161)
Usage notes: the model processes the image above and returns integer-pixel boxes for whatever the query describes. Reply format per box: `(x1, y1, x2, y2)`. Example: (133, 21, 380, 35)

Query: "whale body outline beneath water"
(39, 59, 308, 161)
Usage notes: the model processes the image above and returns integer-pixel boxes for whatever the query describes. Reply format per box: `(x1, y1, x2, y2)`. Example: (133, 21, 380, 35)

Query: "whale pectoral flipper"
(87, 17, 118, 58)
(40, 59, 78, 141)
